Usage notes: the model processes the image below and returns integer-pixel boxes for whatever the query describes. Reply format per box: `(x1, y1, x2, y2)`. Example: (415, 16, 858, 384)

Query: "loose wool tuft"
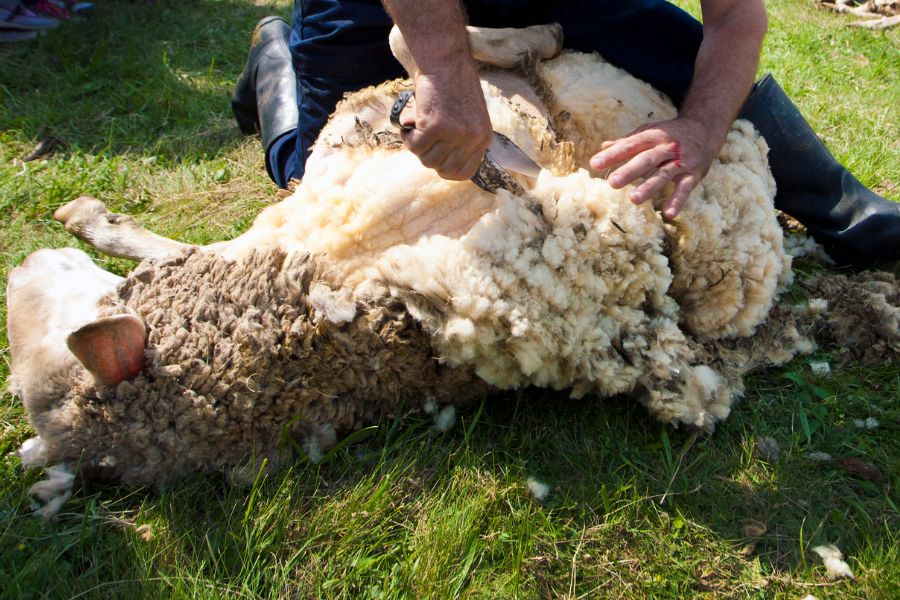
(812, 545, 855, 580)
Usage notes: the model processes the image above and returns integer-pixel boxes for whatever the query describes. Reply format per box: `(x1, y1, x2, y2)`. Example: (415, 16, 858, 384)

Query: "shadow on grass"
(0, 0, 290, 162)
(5, 372, 894, 597)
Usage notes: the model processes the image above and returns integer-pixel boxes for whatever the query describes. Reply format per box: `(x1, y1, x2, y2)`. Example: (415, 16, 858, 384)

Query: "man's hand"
(400, 61, 493, 181)
(589, 117, 717, 219)
(382, 0, 492, 181)
(590, 0, 767, 219)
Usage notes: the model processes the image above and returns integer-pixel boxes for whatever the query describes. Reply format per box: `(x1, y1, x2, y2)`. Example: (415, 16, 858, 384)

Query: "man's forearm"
(681, 0, 767, 150)
(381, 0, 473, 75)
(380, 0, 493, 180)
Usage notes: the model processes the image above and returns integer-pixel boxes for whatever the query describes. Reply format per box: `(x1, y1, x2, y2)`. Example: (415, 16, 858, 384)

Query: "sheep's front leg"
(389, 23, 563, 76)
(54, 196, 195, 261)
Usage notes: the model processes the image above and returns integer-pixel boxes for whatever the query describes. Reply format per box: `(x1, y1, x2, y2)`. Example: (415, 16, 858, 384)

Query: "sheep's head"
(5, 248, 143, 474)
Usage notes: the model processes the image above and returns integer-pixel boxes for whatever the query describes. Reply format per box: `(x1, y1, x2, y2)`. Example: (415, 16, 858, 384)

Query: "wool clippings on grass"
(783, 231, 833, 264)
(741, 518, 767, 538)
(806, 298, 828, 314)
(812, 544, 854, 580)
(836, 457, 883, 481)
(754, 436, 779, 463)
(422, 396, 438, 415)
(853, 417, 880, 429)
(526, 477, 550, 502)
(434, 405, 457, 432)
(806, 451, 833, 462)
(135, 524, 155, 541)
(809, 361, 831, 376)
(303, 423, 338, 464)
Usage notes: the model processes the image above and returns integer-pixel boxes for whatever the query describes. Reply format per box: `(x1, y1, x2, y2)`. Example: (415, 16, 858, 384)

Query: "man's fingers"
(460, 152, 484, 181)
(435, 145, 481, 180)
(419, 140, 453, 171)
(401, 128, 437, 159)
(589, 117, 713, 218)
(607, 145, 678, 189)
(415, 140, 486, 180)
(629, 161, 681, 204)
(399, 114, 417, 131)
(598, 123, 654, 153)
(589, 131, 657, 171)
(662, 174, 697, 219)
(400, 117, 490, 180)
(441, 145, 486, 180)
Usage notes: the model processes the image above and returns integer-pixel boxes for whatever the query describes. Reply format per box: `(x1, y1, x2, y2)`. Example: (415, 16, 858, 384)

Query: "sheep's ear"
(66, 314, 147, 387)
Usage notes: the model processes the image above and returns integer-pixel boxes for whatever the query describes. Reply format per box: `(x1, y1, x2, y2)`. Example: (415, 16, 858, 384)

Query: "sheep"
(12, 23, 893, 516)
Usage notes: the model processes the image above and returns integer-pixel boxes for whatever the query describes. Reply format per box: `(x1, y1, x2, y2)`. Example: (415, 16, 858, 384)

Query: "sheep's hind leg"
(389, 23, 563, 76)
(54, 196, 195, 261)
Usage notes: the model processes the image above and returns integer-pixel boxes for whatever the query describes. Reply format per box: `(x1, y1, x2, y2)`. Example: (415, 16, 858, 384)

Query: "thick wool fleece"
(666, 120, 788, 339)
(373, 170, 736, 425)
(35, 250, 485, 485)
(215, 52, 789, 426)
(535, 52, 790, 339)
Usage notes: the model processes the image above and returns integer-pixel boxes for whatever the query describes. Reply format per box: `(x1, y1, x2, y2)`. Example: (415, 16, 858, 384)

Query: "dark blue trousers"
(268, 0, 703, 187)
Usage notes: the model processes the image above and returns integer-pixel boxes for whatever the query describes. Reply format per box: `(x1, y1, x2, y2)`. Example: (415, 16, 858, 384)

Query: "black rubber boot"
(232, 16, 299, 153)
(739, 74, 900, 268)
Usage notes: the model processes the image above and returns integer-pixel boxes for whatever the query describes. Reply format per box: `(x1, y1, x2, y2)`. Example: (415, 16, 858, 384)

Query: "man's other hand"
(589, 117, 717, 219)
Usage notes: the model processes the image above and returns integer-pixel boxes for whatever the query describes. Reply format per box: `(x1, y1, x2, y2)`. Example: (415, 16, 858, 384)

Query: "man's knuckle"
(406, 131, 431, 149)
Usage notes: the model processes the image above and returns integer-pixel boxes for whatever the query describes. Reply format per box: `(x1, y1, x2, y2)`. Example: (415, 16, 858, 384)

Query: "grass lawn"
(0, 0, 897, 597)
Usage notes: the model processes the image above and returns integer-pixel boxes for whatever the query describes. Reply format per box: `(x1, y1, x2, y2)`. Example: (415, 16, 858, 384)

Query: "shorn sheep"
(7, 25, 898, 518)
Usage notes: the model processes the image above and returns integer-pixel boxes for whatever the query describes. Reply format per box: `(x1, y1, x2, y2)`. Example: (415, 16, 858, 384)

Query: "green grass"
(1, 1, 898, 597)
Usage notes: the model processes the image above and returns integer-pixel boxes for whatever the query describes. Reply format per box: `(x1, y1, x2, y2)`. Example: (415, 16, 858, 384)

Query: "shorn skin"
(9, 25, 824, 514)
